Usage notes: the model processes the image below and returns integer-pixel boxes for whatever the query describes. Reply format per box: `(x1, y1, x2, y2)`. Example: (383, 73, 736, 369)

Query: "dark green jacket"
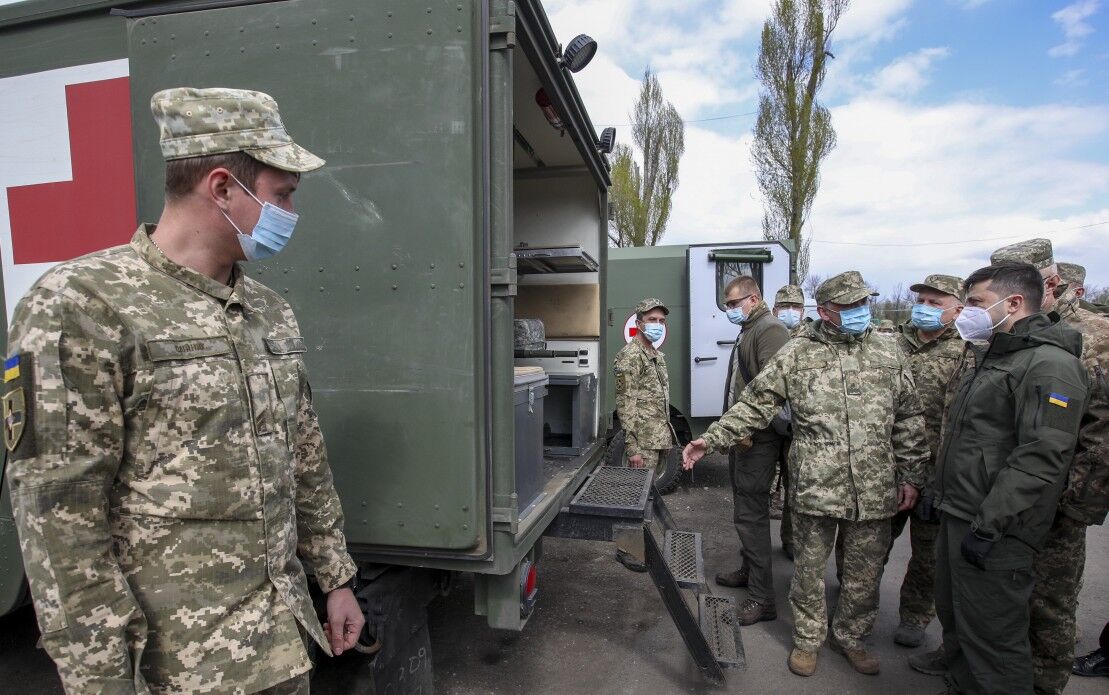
(932, 313, 1088, 549)
(724, 300, 789, 408)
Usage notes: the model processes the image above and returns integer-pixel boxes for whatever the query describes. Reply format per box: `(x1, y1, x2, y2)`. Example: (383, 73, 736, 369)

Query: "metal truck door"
(687, 243, 787, 418)
(126, 0, 489, 555)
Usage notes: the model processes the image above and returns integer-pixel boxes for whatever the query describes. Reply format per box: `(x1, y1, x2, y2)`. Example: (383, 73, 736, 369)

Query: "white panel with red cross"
(622, 311, 666, 349)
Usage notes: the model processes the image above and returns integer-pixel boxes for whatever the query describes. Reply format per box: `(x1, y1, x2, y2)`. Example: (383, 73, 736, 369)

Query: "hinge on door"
(490, 255, 517, 297)
(489, 3, 516, 51)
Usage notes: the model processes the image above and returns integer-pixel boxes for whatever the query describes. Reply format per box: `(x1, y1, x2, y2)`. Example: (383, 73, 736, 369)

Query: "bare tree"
(802, 273, 825, 301)
(609, 69, 686, 247)
(752, 0, 849, 280)
(873, 282, 913, 325)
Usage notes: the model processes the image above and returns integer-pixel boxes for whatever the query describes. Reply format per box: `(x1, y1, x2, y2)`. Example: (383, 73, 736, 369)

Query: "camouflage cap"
(990, 238, 1053, 271)
(1058, 262, 1086, 286)
(634, 298, 669, 316)
(150, 87, 324, 172)
(910, 273, 964, 300)
(774, 284, 805, 306)
(815, 270, 877, 305)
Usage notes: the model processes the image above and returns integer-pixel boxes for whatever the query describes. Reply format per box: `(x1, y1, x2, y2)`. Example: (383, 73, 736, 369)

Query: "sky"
(545, 0, 1109, 298)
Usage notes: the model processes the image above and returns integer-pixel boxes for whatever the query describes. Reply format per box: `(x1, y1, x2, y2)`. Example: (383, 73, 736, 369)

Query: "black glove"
(914, 494, 941, 524)
(960, 531, 995, 570)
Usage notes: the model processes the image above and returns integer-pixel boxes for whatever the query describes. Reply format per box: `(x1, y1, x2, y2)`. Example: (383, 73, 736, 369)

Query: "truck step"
(663, 530, 705, 590)
(698, 594, 746, 670)
(568, 466, 653, 518)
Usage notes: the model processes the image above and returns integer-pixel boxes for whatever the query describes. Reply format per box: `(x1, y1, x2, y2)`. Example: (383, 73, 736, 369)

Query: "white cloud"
(869, 47, 950, 96)
(1049, 0, 1100, 57)
(950, 0, 993, 9)
(1055, 68, 1088, 86)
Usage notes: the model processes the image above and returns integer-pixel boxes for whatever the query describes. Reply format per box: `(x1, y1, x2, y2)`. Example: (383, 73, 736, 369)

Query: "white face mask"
(954, 296, 1013, 341)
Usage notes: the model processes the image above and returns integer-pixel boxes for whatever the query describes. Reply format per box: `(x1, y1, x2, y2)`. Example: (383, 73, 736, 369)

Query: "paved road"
(2, 452, 1106, 693)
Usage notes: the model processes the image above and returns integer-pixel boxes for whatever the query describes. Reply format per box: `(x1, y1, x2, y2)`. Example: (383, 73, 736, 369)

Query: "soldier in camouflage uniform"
(886, 274, 964, 649)
(612, 298, 675, 570)
(771, 284, 806, 557)
(684, 271, 928, 678)
(3, 88, 363, 694)
(987, 246, 1109, 695)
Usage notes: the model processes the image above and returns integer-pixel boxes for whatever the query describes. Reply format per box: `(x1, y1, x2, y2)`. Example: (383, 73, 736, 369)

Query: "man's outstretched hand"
(683, 439, 708, 470)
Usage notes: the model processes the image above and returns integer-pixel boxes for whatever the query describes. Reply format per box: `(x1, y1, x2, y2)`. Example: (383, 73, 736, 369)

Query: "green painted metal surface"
(127, 0, 490, 552)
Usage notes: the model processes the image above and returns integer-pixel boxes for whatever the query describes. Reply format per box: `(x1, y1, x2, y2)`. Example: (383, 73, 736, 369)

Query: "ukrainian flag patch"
(3, 355, 19, 383)
(1048, 392, 1070, 408)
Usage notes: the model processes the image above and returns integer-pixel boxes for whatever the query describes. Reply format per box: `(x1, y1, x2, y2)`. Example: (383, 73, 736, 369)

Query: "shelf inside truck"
(514, 245, 599, 274)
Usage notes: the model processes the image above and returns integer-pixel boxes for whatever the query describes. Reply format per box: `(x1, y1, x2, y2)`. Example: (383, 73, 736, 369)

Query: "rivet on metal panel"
(349, 15, 354, 21)
(463, 524, 469, 530)
(459, 262, 465, 267)
(396, 502, 402, 508)
(398, 521, 404, 527)
(152, 37, 158, 44)
(434, 505, 440, 510)
(239, 26, 244, 32)
(349, 36, 356, 42)
(141, 39, 146, 45)
(427, 28, 434, 35)
(431, 263, 436, 269)
(459, 283, 465, 289)
(284, 269, 289, 274)
(360, 501, 366, 507)
(170, 33, 175, 40)
(318, 267, 324, 272)
(311, 19, 317, 25)
(319, 286, 324, 292)
(426, 7, 432, 13)
(387, 11, 393, 18)
(355, 286, 361, 291)
(205, 51, 210, 57)
(283, 288, 289, 293)
(171, 54, 176, 60)
(457, 25, 463, 32)
(275, 44, 280, 50)
(204, 30, 209, 37)
(391, 264, 398, 270)
(274, 23, 280, 28)
(240, 47, 246, 53)
(435, 523, 440, 528)
(392, 285, 398, 290)
(355, 266, 360, 271)
(431, 284, 436, 289)
(462, 506, 469, 512)
(387, 33, 393, 39)
(457, 4, 463, 10)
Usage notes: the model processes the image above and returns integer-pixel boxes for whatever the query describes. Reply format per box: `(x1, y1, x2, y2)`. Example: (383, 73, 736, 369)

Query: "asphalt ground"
(1, 452, 1106, 694)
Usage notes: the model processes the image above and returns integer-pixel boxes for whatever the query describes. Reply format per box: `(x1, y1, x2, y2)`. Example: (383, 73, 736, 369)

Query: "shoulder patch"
(3, 353, 34, 456)
(1042, 389, 1080, 432)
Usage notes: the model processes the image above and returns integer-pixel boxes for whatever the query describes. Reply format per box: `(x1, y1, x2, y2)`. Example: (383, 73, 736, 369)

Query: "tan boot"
(829, 638, 880, 675)
(788, 648, 818, 677)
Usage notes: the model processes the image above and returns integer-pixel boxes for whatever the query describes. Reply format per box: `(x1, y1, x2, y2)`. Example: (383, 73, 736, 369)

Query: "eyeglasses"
(724, 294, 753, 310)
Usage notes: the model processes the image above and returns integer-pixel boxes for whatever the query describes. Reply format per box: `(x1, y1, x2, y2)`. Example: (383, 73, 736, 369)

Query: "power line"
(595, 110, 757, 128)
(809, 221, 1108, 248)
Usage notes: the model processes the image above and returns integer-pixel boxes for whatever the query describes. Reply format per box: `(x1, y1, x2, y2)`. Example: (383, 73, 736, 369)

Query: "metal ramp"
(546, 467, 745, 685)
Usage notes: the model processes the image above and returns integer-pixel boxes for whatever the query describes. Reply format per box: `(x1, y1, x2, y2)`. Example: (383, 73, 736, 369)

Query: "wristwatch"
(338, 573, 360, 594)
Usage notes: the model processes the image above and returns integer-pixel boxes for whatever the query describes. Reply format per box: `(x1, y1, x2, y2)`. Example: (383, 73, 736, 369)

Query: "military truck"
(0, 0, 744, 690)
(602, 241, 796, 475)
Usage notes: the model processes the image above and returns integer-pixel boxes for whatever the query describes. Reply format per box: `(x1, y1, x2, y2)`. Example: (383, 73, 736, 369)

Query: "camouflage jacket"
(614, 338, 674, 457)
(1057, 301, 1109, 525)
(701, 320, 928, 521)
(894, 322, 964, 477)
(4, 227, 357, 694)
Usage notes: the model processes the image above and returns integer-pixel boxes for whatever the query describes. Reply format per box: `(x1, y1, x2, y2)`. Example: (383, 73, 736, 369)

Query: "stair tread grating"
(569, 466, 653, 517)
(699, 594, 746, 669)
(664, 530, 705, 589)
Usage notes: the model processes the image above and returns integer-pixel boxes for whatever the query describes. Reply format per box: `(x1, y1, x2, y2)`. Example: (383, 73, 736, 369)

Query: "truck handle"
(693, 356, 718, 364)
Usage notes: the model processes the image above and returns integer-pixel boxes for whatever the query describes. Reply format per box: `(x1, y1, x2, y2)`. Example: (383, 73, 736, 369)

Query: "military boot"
(614, 548, 646, 573)
(894, 621, 926, 648)
(908, 646, 946, 676)
(735, 599, 777, 626)
(1073, 647, 1109, 677)
(829, 638, 880, 675)
(714, 567, 749, 587)
(788, 648, 818, 677)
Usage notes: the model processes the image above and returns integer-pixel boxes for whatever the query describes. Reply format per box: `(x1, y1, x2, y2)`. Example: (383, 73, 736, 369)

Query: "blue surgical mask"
(641, 323, 665, 343)
(911, 304, 947, 331)
(221, 173, 299, 261)
(834, 305, 872, 335)
(726, 307, 746, 325)
(777, 309, 801, 328)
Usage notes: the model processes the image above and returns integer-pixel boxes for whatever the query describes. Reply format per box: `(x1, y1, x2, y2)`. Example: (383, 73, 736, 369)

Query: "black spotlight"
(560, 34, 597, 73)
(598, 127, 616, 154)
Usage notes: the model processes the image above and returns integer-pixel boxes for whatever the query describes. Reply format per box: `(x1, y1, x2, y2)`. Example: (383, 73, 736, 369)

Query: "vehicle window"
(715, 261, 763, 311)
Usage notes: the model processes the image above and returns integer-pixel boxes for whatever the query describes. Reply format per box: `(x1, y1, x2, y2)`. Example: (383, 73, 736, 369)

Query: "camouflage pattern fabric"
(150, 87, 325, 172)
(791, 513, 891, 652)
(910, 273, 964, 300)
(1056, 262, 1085, 287)
(1030, 515, 1087, 694)
(613, 339, 674, 459)
(894, 322, 965, 476)
(990, 238, 1054, 270)
(788, 317, 814, 339)
(4, 227, 356, 694)
(889, 510, 940, 628)
(700, 319, 928, 521)
(814, 270, 878, 305)
(774, 284, 804, 306)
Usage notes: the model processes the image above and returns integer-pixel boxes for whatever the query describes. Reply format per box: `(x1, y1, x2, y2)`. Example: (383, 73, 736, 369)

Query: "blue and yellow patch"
(4, 355, 20, 383)
(1047, 392, 1070, 408)
(3, 354, 27, 453)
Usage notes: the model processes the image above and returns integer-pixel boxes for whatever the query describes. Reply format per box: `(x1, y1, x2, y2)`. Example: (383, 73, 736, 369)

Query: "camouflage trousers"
(1030, 514, 1088, 695)
(889, 510, 940, 628)
(253, 672, 311, 694)
(790, 513, 890, 652)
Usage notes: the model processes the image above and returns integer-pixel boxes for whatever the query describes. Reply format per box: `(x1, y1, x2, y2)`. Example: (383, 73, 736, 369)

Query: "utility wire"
(809, 221, 1108, 248)
(595, 110, 757, 128)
